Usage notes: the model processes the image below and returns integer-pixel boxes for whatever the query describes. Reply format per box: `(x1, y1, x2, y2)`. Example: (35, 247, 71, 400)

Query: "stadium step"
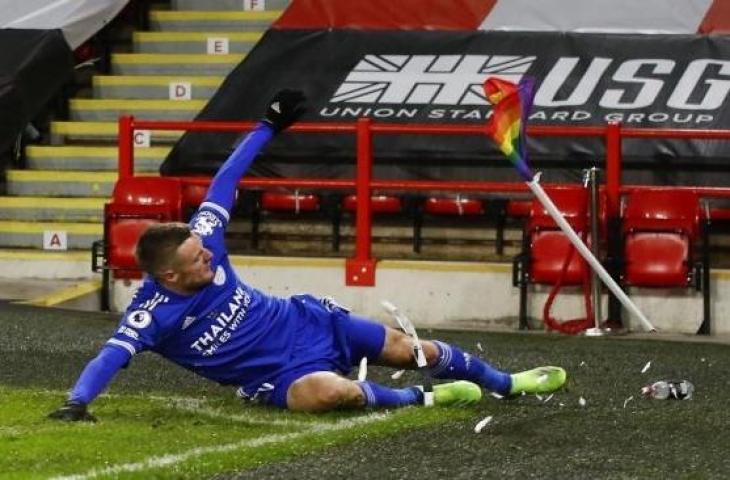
(70, 98, 207, 121)
(94, 75, 224, 100)
(0, 221, 102, 249)
(50, 121, 183, 144)
(111, 53, 243, 75)
(133, 31, 263, 54)
(149, 10, 282, 31)
(25, 145, 169, 171)
(0, 197, 106, 222)
(0, 2, 281, 259)
(6, 170, 126, 197)
(172, 0, 291, 10)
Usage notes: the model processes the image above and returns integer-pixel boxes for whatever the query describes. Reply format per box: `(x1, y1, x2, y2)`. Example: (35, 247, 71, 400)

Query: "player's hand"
(262, 89, 307, 133)
(48, 400, 97, 422)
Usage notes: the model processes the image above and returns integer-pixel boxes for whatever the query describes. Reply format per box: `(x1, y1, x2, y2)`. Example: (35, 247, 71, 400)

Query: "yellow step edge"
(112, 53, 244, 64)
(51, 122, 183, 137)
(70, 99, 207, 110)
(0, 221, 103, 235)
(94, 75, 224, 86)
(52, 121, 117, 135)
(19, 280, 102, 307)
(0, 249, 90, 261)
(26, 145, 171, 157)
(134, 31, 263, 42)
(8, 170, 157, 182)
(150, 10, 282, 21)
(0, 197, 107, 209)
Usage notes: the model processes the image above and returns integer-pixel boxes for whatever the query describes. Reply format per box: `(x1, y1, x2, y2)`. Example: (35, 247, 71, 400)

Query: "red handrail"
(117, 116, 730, 286)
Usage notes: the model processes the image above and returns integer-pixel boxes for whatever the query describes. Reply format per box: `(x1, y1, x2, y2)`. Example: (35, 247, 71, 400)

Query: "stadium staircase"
(0, 0, 290, 259)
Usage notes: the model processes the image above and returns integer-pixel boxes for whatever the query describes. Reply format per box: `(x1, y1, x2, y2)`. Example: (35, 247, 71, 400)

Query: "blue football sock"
(358, 381, 423, 408)
(431, 341, 512, 395)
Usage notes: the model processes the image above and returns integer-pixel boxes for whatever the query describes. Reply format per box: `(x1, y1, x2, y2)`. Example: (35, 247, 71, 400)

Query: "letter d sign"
(169, 81, 192, 101)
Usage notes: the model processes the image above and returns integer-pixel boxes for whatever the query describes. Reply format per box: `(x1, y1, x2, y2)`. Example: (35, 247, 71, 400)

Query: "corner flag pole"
(483, 76, 656, 333)
(381, 300, 434, 406)
(527, 173, 656, 332)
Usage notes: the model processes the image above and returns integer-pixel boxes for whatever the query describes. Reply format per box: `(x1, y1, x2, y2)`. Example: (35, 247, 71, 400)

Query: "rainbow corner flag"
(483, 76, 536, 182)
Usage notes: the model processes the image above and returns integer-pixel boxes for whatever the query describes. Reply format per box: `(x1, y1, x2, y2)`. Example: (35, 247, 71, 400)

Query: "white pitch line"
(51, 413, 390, 480)
(146, 395, 317, 428)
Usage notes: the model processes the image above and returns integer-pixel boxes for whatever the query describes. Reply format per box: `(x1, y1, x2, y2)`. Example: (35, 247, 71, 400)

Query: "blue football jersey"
(107, 201, 326, 392)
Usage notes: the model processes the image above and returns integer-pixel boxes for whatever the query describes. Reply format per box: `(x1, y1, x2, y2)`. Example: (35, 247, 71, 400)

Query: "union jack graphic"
(331, 54, 535, 105)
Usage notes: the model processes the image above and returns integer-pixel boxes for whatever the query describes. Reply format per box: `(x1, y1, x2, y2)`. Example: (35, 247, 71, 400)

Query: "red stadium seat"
(252, 190, 328, 250)
(181, 183, 208, 214)
(528, 187, 591, 283)
(333, 194, 404, 252)
(260, 190, 320, 212)
(413, 195, 487, 253)
(621, 190, 710, 333)
(342, 194, 403, 214)
(112, 176, 182, 218)
(507, 199, 532, 217)
(93, 177, 184, 310)
(512, 186, 593, 330)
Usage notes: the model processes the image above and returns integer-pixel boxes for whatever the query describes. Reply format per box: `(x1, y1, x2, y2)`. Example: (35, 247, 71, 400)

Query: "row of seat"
(91, 177, 713, 335)
(90, 177, 527, 307)
(177, 180, 518, 253)
(512, 186, 710, 333)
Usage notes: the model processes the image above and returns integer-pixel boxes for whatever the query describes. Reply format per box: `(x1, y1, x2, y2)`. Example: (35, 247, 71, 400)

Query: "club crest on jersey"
(213, 265, 226, 285)
(191, 211, 221, 237)
(127, 310, 152, 329)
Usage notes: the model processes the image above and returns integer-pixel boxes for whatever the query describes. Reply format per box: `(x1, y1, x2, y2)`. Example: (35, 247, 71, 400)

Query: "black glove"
(262, 89, 307, 133)
(48, 400, 97, 422)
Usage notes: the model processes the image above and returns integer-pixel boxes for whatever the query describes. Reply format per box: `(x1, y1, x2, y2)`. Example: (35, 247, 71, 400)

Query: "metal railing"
(117, 115, 730, 285)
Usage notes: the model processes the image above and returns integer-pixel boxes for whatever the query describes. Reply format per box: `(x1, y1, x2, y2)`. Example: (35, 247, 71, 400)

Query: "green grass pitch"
(1, 302, 730, 479)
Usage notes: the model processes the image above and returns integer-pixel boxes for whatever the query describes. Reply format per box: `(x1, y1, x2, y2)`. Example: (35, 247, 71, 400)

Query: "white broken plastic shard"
(535, 394, 543, 401)
(543, 393, 554, 404)
(490, 392, 504, 400)
(357, 357, 368, 382)
(474, 415, 493, 433)
(390, 369, 405, 380)
(579, 396, 587, 407)
(579, 361, 587, 367)
(641, 361, 652, 374)
(623, 395, 634, 408)
(476, 342, 484, 352)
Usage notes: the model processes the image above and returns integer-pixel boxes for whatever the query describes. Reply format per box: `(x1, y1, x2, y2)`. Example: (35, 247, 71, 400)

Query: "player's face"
(170, 234, 215, 293)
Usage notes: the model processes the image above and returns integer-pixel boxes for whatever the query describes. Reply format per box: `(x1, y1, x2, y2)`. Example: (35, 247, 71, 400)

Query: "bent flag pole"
(483, 77, 656, 332)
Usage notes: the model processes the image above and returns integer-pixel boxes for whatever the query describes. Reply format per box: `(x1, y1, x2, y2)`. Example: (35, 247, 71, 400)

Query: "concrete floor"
(0, 278, 85, 302)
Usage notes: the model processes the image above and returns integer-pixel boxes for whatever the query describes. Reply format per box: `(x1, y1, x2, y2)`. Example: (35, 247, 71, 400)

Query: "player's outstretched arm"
(202, 89, 307, 218)
(48, 345, 132, 422)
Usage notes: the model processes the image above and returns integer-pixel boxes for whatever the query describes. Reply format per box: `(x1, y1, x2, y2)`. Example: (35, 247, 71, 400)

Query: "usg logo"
(331, 54, 535, 105)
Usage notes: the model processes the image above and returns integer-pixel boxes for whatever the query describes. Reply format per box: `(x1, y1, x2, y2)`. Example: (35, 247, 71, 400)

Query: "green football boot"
(433, 380, 483, 407)
(509, 366, 567, 395)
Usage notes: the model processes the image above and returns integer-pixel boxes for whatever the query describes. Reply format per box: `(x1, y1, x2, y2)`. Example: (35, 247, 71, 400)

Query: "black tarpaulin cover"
(0, 29, 73, 156)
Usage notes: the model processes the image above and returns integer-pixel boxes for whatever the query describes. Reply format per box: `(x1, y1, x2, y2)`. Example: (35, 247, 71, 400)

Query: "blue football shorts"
(264, 301, 387, 409)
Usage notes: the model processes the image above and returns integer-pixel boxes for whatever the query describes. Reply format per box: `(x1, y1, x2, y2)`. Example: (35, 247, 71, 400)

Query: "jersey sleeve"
(68, 345, 131, 405)
(201, 122, 274, 217)
(107, 307, 163, 356)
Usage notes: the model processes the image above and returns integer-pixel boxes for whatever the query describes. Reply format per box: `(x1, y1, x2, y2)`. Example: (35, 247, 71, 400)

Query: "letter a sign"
(43, 231, 68, 250)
